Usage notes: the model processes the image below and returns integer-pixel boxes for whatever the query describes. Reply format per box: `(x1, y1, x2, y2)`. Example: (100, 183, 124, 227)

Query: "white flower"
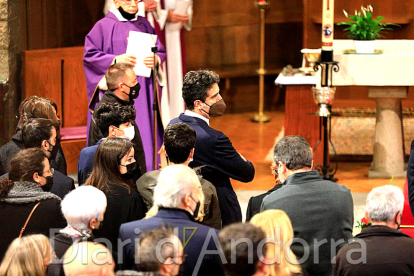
(343, 10, 348, 18)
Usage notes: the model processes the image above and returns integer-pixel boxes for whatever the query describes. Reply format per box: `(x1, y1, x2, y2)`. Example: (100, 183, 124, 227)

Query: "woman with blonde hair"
(250, 210, 302, 276)
(0, 234, 52, 276)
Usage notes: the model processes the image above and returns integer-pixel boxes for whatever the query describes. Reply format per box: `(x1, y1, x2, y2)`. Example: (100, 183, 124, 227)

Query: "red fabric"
(400, 180, 414, 238)
(60, 126, 87, 141)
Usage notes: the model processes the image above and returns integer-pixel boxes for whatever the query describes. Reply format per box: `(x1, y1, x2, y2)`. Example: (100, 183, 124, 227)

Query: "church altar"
(333, 39, 414, 178)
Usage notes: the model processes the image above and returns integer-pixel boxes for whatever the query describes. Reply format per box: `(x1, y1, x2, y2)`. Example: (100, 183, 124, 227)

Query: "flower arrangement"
(337, 5, 399, 40)
(355, 213, 371, 229)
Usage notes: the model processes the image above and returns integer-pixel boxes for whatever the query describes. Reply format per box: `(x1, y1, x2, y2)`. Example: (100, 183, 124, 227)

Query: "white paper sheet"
(169, 0, 191, 31)
(126, 31, 158, 77)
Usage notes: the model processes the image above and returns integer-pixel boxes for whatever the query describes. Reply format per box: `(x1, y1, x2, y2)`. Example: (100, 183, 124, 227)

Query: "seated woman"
(85, 137, 147, 252)
(0, 148, 66, 260)
(0, 234, 53, 276)
(51, 186, 107, 258)
(0, 96, 67, 175)
(251, 210, 302, 276)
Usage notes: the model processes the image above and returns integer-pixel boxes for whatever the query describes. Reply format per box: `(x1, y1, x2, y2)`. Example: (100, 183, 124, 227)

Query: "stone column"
(0, 0, 22, 144)
(368, 86, 407, 178)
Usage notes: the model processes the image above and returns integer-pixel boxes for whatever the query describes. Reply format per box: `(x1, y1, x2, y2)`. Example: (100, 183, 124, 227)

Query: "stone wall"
(0, 0, 22, 144)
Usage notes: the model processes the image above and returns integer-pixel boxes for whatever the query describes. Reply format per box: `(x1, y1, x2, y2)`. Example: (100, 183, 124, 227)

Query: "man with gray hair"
(261, 135, 353, 276)
(119, 165, 224, 276)
(334, 185, 414, 275)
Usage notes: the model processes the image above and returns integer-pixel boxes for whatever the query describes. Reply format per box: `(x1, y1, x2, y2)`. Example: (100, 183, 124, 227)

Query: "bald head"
(63, 242, 114, 276)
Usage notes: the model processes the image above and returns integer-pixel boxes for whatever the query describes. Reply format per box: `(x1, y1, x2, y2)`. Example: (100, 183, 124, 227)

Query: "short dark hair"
(105, 63, 134, 90)
(17, 96, 59, 130)
(22, 118, 57, 149)
(10, 148, 48, 182)
(94, 103, 136, 137)
(164, 123, 196, 164)
(182, 70, 220, 110)
(136, 226, 175, 272)
(273, 136, 313, 170)
(219, 223, 267, 276)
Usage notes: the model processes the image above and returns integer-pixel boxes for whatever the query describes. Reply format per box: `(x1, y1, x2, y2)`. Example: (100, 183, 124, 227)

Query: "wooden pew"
(22, 46, 88, 175)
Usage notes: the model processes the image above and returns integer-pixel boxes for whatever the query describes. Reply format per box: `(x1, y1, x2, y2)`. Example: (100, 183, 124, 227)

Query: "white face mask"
(120, 125, 135, 140)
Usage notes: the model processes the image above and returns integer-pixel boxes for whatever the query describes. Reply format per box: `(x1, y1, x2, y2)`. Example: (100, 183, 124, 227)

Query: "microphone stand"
(151, 46, 159, 171)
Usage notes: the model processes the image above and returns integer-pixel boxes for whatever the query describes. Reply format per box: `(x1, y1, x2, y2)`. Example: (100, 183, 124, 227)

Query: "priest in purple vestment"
(83, 0, 166, 172)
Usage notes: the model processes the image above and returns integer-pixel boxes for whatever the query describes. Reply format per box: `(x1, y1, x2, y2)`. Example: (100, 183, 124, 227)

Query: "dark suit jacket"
(245, 183, 284, 222)
(0, 131, 67, 176)
(170, 113, 255, 226)
(136, 167, 222, 229)
(1, 171, 75, 200)
(77, 139, 102, 185)
(407, 140, 414, 216)
(119, 208, 224, 276)
(88, 91, 146, 177)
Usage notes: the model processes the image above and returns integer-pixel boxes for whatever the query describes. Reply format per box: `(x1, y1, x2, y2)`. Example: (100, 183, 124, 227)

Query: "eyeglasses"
(41, 168, 54, 177)
(274, 163, 280, 175)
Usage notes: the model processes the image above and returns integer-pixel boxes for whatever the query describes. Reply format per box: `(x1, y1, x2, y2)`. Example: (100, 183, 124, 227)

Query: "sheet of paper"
(169, 0, 191, 31)
(126, 31, 158, 78)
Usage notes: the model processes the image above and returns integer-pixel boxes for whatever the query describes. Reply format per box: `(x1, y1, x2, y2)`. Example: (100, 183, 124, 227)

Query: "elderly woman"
(0, 96, 66, 175)
(85, 137, 147, 251)
(250, 210, 302, 276)
(51, 186, 107, 258)
(0, 148, 65, 261)
(0, 234, 53, 276)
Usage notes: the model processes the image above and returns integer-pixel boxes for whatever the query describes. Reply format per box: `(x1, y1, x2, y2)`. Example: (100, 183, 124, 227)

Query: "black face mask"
(190, 195, 201, 218)
(41, 176, 54, 192)
(121, 162, 138, 181)
(122, 82, 141, 100)
(118, 6, 137, 20)
(47, 140, 59, 161)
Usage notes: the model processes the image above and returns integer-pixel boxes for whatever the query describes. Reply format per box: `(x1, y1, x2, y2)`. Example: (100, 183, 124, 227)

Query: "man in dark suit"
(119, 165, 224, 276)
(169, 70, 255, 226)
(245, 181, 284, 222)
(261, 135, 353, 276)
(1, 118, 75, 199)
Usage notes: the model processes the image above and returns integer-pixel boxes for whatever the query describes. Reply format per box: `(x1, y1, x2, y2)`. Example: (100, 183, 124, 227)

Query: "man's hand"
(167, 10, 189, 23)
(144, 0, 157, 12)
(143, 54, 160, 68)
(117, 54, 136, 66)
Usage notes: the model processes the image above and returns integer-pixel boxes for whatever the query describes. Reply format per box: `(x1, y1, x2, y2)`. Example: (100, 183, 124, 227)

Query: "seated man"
(135, 226, 184, 276)
(219, 223, 268, 276)
(170, 70, 255, 226)
(78, 102, 137, 184)
(261, 135, 354, 276)
(137, 122, 221, 229)
(120, 165, 224, 276)
(334, 185, 414, 275)
(246, 164, 284, 222)
(63, 242, 115, 276)
(1, 118, 74, 199)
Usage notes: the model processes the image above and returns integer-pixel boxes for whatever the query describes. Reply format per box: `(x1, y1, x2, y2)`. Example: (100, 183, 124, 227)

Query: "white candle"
(322, 0, 334, 51)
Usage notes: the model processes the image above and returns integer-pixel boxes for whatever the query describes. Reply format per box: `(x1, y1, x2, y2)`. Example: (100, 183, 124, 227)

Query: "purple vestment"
(83, 12, 166, 172)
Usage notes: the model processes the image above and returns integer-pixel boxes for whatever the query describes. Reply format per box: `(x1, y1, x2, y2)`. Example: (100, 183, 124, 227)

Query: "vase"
(354, 40, 376, 54)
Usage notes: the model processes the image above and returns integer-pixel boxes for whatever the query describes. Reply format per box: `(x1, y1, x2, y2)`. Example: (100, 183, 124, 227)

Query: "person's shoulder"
(54, 170, 74, 183)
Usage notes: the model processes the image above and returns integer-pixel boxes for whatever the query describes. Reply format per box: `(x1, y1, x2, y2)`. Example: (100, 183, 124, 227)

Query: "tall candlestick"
(321, 0, 334, 62)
